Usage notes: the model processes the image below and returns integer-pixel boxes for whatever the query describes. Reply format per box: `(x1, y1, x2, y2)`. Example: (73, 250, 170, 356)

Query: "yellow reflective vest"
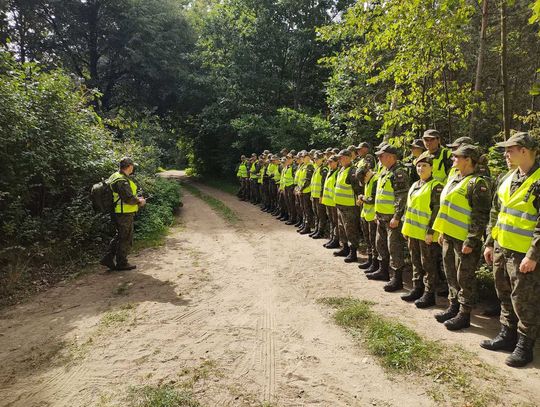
(311, 164, 325, 198)
(432, 147, 451, 184)
(334, 166, 355, 206)
(375, 169, 395, 215)
(492, 168, 540, 253)
(283, 165, 294, 187)
(237, 162, 248, 178)
(321, 169, 338, 207)
(108, 172, 139, 214)
(294, 163, 304, 186)
(402, 179, 442, 240)
(361, 174, 378, 221)
(433, 175, 475, 241)
(299, 164, 313, 194)
(250, 162, 258, 180)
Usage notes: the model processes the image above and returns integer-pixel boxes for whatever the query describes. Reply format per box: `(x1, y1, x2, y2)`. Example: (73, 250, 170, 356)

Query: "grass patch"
(200, 177, 239, 196)
(182, 183, 239, 223)
(127, 384, 201, 407)
(319, 297, 502, 406)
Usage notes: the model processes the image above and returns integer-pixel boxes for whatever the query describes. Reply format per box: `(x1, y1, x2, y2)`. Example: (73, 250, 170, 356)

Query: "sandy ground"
(0, 173, 539, 407)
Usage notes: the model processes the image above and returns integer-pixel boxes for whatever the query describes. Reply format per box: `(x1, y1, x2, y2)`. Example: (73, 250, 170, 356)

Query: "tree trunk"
(500, 0, 511, 140)
(469, 0, 489, 138)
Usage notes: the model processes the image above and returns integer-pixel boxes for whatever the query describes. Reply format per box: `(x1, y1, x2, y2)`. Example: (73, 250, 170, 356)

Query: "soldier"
(333, 149, 363, 263)
(297, 152, 315, 235)
(283, 154, 298, 226)
(432, 144, 491, 330)
(481, 132, 540, 367)
(403, 139, 426, 184)
(400, 155, 443, 308)
(100, 157, 146, 271)
(270, 155, 282, 215)
(446, 136, 474, 180)
(422, 129, 453, 184)
(293, 152, 305, 228)
(236, 155, 249, 200)
(322, 155, 340, 249)
(357, 166, 379, 272)
(276, 157, 289, 221)
(249, 154, 260, 204)
(310, 151, 329, 239)
(366, 145, 410, 292)
(355, 142, 376, 169)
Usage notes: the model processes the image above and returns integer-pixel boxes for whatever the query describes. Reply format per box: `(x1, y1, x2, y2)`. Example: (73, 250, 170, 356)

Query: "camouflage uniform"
(337, 165, 363, 247)
(300, 163, 315, 229)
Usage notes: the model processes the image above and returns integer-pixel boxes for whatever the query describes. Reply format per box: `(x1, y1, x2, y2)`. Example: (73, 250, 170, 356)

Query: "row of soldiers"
(235, 130, 540, 368)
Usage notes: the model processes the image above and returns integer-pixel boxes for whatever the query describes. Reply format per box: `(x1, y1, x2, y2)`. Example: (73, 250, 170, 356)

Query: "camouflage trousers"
(312, 197, 328, 233)
(494, 242, 540, 340)
(105, 212, 135, 267)
(285, 186, 297, 221)
(337, 205, 360, 248)
(441, 235, 480, 312)
(408, 237, 440, 293)
(301, 193, 314, 228)
(237, 177, 249, 199)
(250, 179, 259, 203)
(376, 214, 405, 270)
(326, 205, 339, 241)
(360, 218, 377, 258)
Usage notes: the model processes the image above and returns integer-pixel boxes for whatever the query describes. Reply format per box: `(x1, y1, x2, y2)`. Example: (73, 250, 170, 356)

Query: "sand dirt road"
(0, 176, 539, 406)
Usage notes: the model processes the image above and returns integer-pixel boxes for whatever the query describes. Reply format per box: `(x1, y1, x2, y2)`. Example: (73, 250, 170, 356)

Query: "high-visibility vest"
(361, 174, 378, 221)
(334, 166, 355, 206)
(250, 162, 258, 179)
(267, 163, 276, 180)
(283, 165, 294, 187)
(375, 170, 395, 215)
(108, 172, 138, 214)
(273, 164, 281, 182)
(402, 179, 442, 240)
(492, 168, 540, 253)
(321, 169, 338, 207)
(311, 164, 325, 198)
(432, 147, 451, 184)
(447, 167, 459, 182)
(294, 163, 304, 186)
(279, 167, 286, 190)
(237, 162, 248, 178)
(300, 164, 313, 194)
(258, 164, 265, 184)
(433, 175, 475, 241)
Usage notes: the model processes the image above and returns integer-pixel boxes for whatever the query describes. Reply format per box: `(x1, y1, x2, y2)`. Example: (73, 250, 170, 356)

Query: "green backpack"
(90, 177, 122, 213)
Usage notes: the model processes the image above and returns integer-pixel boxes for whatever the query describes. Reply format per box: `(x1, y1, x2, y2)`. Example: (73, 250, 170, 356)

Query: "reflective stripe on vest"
(237, 162, 248, 178)
(432, 175, 474, 241)
(283, 166, 294, 187)
(109, 172, 138, 214)
(321, 169, 338, 207)
(402, 179, 441, 240)
(492, 167, 540, 253)
(300, 164, 313, 194)
(432, 148, 450, 184)
(361, 174, 378, 221)
(250, 163, 258, 179)
(311, 164, 325, 198)
(334, 167, 355, 206)
(375, 170, 395, 215)
(294, 164, 304, 186)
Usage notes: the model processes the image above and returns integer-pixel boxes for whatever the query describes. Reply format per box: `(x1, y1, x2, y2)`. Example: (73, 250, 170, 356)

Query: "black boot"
(333, 244, 350, 257)
(435, 302, 460, 323)
(285, 218, 296, 225)
(401, 285, 424, 302)
(100, 254, 116, 270)
(366, 259, 389, 281)
(309, 228, 318, 237)
(312, 230, 324, 239)
(358, 255, 373, 270)
(299, 226, 311, 235)
(444, 311, 470, 330)
(294, 218, 303, 227)
(325, 238, 340, 249)
(415, 292, 436, 309)
(344, 247, 358, 263)
(480, 326, 518, 352)
(364, 257, 380, 274)
(506, 334, 535, 367)
(383, 268, 403, 292)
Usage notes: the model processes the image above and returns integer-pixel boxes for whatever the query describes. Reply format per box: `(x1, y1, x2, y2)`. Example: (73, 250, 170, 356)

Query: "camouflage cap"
(410, 139, 426, 150)
(251, 153, 257, 157)
(347, 145, 357, 153)
(375, 144, 399, 156)
(356, 142, 370, 149)
(240, 154, 246, 159)
(289, 149, 297, 155)
(423, 129, 440, 139)
(452, 144, 481, 161)
(119, 157, 136, 168)
(496, 132, 538, 150)
(324, 147, 333, 153)
(447, 136, 474, 149)
(414, 152, 433, 166)
(263, 150, 270, 154)
(314, 151, 325, 160)
(332, 148, 340, 154)
(328, 155, 339, 162)
(337, 149, 352, 158)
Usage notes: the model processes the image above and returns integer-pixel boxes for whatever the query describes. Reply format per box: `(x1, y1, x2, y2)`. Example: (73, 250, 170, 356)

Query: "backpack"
(91, 177, 121, 214)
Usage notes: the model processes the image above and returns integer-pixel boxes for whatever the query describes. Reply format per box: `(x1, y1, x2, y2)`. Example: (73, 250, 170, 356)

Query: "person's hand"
(389, 218, 399, 229)
(138, 197, 146, 207)
(520, 257, 537, 273)
(356, 197, 363, 205)
(438, 235, 444, 246)
(484, 247, 494, 265)
(425, 234, 433, 245)
(462, 245, 473, 254)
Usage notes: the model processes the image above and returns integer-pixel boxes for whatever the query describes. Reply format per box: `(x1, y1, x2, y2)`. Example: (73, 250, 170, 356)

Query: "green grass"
(319, 297, 501, 406)
(182, 183, 240, 223)
(127, 385, 201, 407)
(200, 177, 239, 196)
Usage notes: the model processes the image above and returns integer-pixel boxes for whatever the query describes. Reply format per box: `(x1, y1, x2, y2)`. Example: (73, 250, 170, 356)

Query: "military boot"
(99, 254, 116, 270)
(364, 257, 380, 274)
(383, 268, 403, 292)
(294, 218, 303, 227)
(312, 229, 324, 239)
(415, 292, 436, 309)
(480, 325, 518, 352)
(401, 285, 424, 302)
(115, 263, 137, 271)
(344, 247, 358, 263)
(333, 244, 350, 257)
(435, 301, 460, 323)
(444, 311, 470, 330)
(366, 259, 389, 281)
(358, 255, 373, 270)
(299, 226, 311, 235)
(325, 237, 341, 249)
(309, 227, 318, 237)
(505, 334, 535, 367)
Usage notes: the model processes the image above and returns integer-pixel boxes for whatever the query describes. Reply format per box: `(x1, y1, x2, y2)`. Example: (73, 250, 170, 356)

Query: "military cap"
(337, 149, 352, 157)
(414, 152, 433, 166)
(452, 144, 481, 161)
(375, 144, 399, 156)
(286, 153, 294, 158)
(447, 136, 474, 149)
(347, 145, 357, 152)
(309, 149, 317, 155)
(332, 148, 340, 154)
(240, 154, 246, 159)
(251, 153, 257, 157)
(375, 141, 387, 149)
(324, 147, 333, 153)
(314, 151, 325, 160)
(410, 139, 426, 150)
(356, 142, 370, 149)
(289, 149, 297, 155)
(328, 155, 339, 162)
(496, 132, 538, 150)
(119, 157, 136, 168)
(423, 129, 440, 139)
(263, 150, 270, 154)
